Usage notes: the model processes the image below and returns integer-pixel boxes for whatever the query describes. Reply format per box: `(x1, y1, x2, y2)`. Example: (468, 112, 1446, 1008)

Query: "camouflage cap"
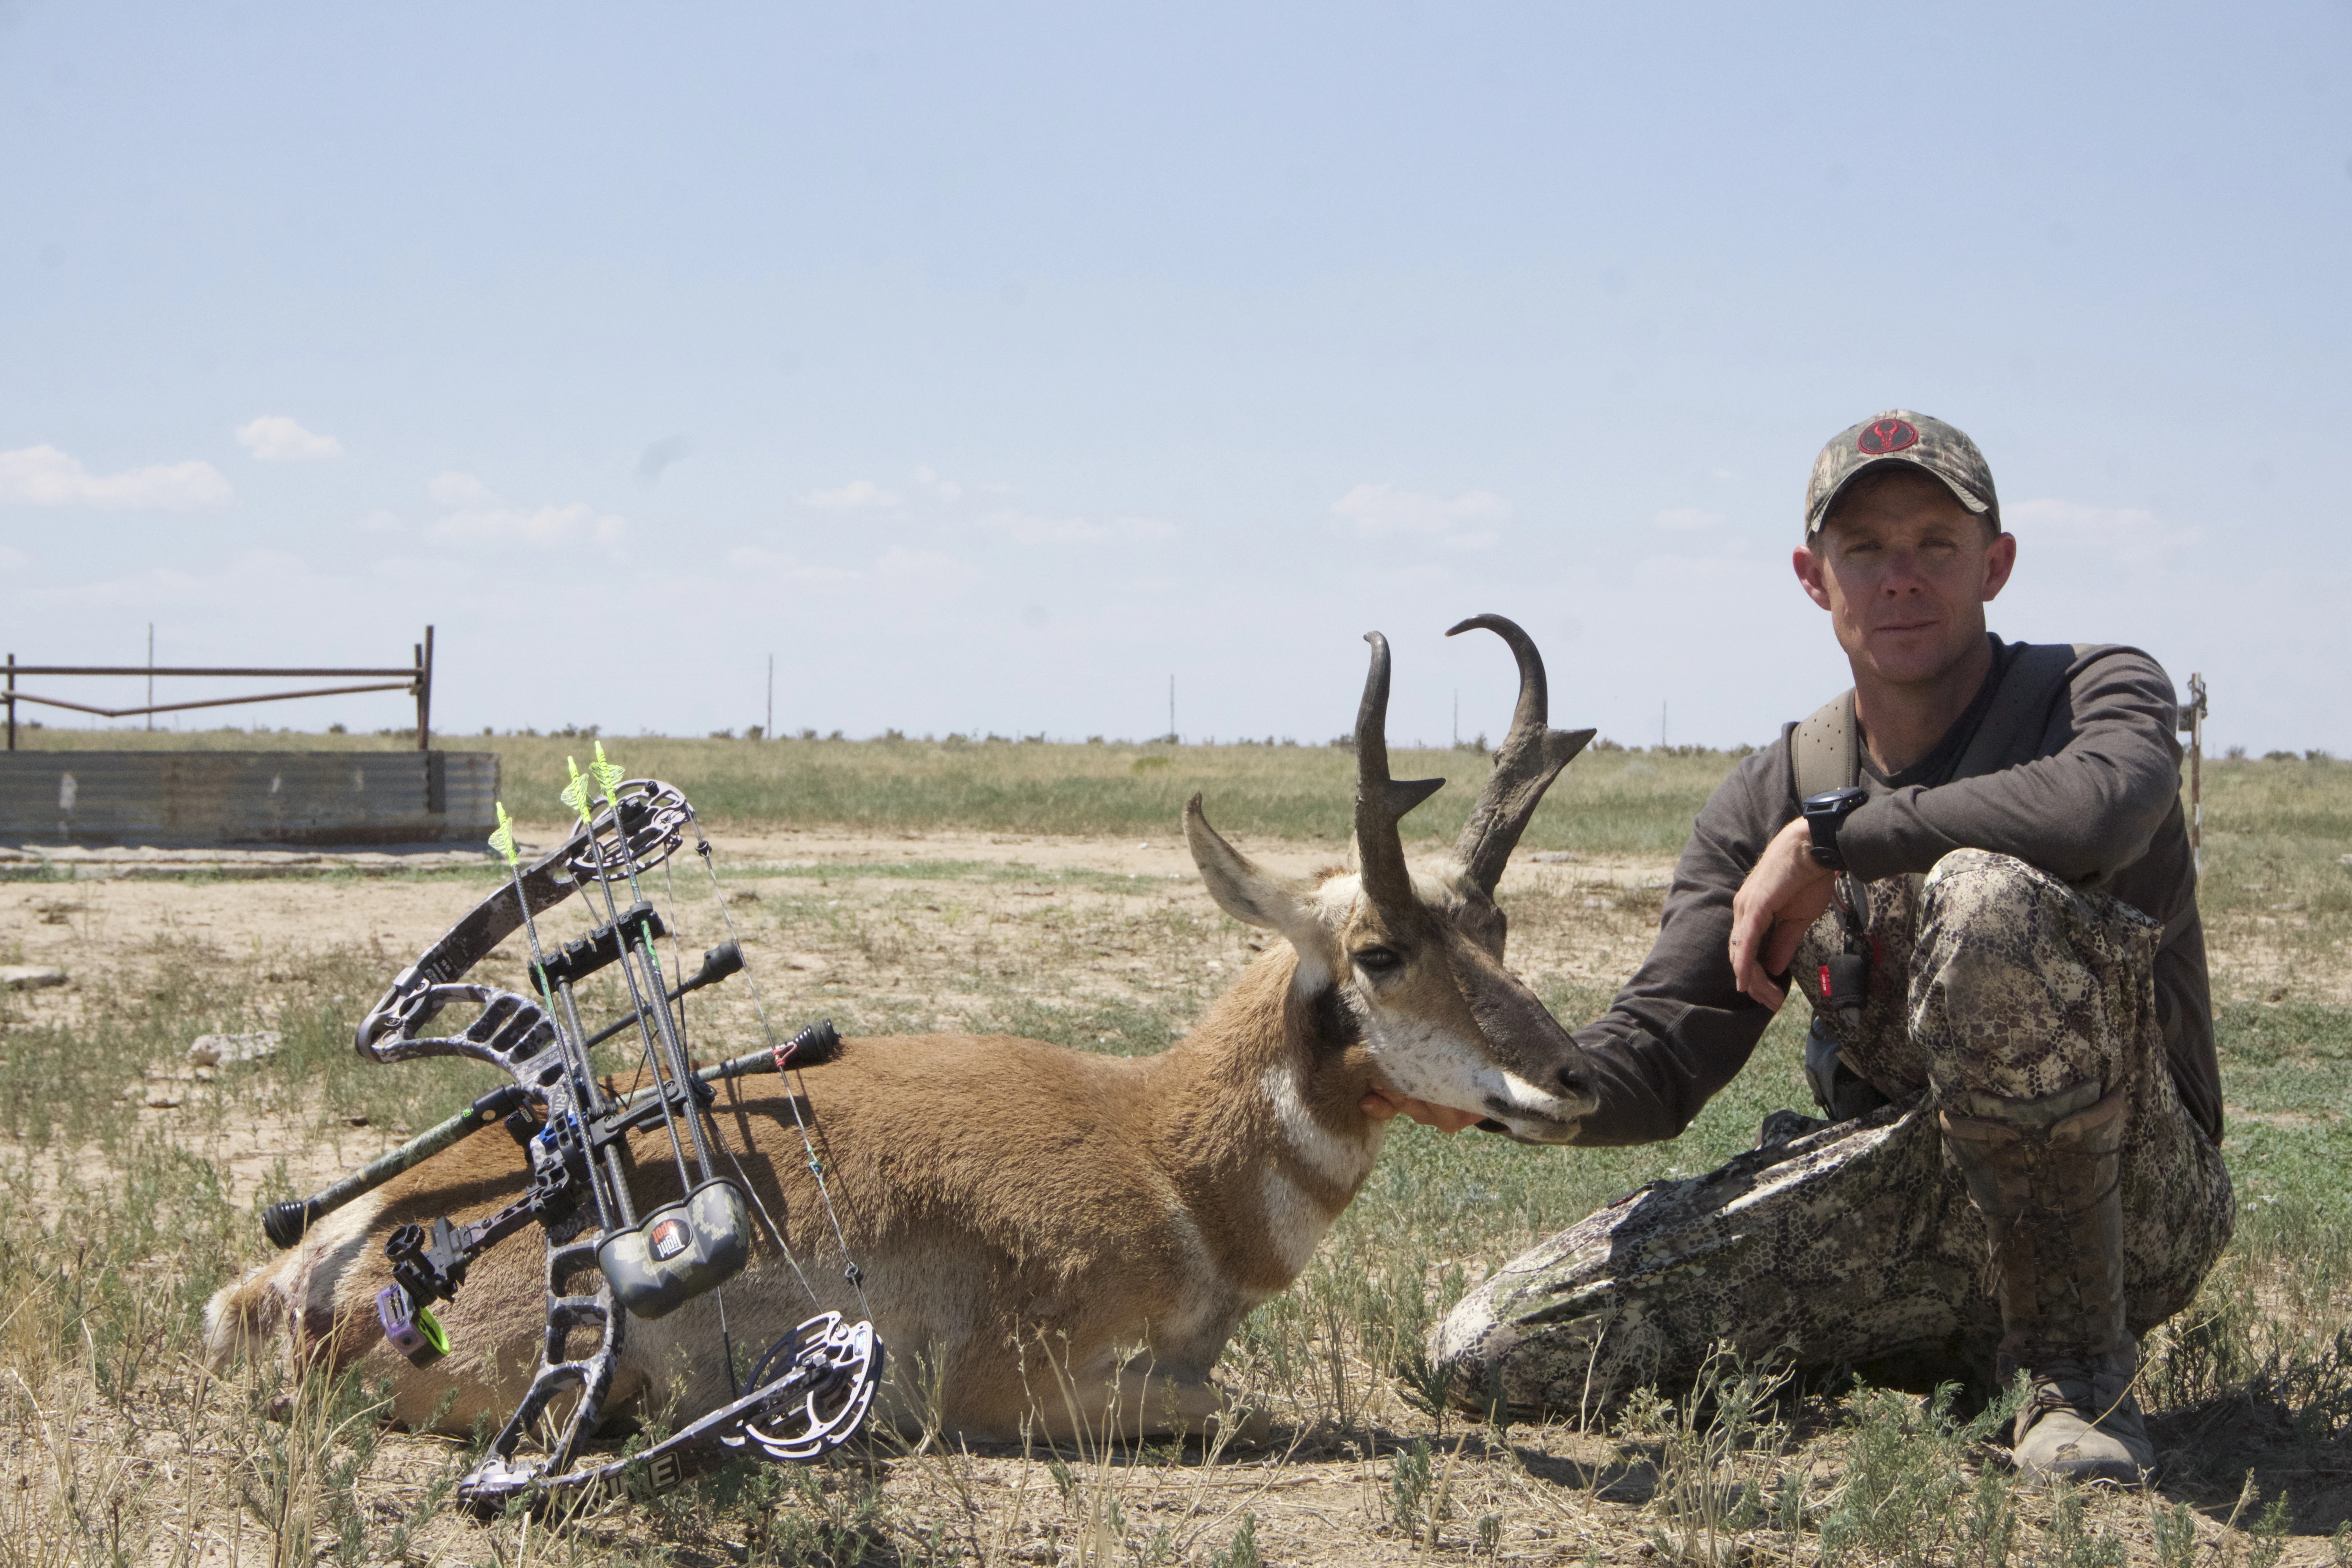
(1803, 410, 2000, 538)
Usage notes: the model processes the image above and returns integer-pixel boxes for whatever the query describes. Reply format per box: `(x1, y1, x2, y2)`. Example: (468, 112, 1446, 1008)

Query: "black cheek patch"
(1306, 984, 1364, 1056)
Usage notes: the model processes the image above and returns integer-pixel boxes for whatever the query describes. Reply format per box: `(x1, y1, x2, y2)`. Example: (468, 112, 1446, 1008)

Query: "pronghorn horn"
(1446, 614, 1596, 895)
(1354, 632, 1446, 914)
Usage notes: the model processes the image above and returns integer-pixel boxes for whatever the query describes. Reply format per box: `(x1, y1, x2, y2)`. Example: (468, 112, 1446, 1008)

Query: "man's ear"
(1793, 542, 1832, 612)
(1980, 531, 2018, 602)
(1183, 795, 1337, 965)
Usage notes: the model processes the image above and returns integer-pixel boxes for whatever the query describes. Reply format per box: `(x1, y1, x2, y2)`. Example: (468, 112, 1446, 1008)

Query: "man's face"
(1792, 471, 2017, 688)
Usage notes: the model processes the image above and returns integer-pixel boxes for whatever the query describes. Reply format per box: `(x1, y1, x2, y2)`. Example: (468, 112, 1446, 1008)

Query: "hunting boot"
(1938, 1081, 2154, 1485)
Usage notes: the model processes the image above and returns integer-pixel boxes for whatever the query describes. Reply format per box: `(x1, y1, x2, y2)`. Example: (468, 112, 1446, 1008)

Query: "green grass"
(12, 724, 1742, 853)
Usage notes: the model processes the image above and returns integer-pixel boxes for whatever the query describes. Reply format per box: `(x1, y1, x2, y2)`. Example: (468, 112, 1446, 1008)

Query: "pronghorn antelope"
(205, 615, 1598, 1442)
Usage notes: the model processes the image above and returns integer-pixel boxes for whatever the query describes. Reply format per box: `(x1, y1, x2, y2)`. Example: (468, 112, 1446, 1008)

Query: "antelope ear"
(1183, 795, 1332, 958)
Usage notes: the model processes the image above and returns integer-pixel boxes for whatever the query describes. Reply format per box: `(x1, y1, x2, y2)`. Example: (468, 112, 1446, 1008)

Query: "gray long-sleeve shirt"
(1568, 637, 2218, 1148)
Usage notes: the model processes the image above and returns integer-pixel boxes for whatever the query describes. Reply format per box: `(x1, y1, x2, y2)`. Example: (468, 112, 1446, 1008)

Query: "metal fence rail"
(4, 627, 435, 750)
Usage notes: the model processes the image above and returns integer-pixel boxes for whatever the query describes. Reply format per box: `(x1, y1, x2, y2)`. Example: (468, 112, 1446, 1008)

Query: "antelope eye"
(1353, 946, 1403, 975)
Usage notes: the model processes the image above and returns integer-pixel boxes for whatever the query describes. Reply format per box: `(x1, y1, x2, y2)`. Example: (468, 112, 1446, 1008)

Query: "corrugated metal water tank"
(0, 751, 499, 846)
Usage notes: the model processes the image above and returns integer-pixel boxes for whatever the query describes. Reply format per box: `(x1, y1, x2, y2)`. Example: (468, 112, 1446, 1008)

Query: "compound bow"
(261, 744, 882, 1512)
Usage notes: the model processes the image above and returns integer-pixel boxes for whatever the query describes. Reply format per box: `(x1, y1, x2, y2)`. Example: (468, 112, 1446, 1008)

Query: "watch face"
(1804, 787, 1867, 816)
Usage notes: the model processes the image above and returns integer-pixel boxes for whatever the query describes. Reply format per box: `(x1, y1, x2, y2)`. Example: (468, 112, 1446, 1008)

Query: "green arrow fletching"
(488, 801, 519, 867)
(590, 740, 624, 800)
(561, 757, 594, 825)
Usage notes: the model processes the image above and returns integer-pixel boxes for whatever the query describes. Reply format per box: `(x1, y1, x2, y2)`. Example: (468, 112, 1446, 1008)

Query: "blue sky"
(3, 4, 2347, 751)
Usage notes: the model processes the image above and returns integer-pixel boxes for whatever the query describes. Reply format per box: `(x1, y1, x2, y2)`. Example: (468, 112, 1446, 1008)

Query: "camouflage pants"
(1430, 849, 2234, 1420)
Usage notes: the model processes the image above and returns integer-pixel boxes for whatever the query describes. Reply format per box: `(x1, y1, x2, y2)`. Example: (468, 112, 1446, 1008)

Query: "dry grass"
(1, 743, 2348, 1566)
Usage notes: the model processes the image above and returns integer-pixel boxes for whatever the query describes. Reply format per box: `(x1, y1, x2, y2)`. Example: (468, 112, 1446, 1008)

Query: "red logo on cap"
(1858, 419, 1919, 456)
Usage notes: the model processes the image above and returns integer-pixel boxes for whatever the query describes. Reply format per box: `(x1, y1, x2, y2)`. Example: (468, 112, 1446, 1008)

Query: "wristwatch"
(1800, 786, 1870, 872)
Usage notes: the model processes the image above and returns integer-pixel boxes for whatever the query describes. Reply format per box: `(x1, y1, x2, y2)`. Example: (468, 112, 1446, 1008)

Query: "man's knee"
(1915, 850, 2090, 1010)
(1920, 849, 2055, 944)
(1912, 850, 2151, 1101)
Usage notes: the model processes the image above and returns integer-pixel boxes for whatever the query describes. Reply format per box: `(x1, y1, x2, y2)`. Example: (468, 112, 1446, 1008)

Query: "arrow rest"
(279, 771, 882, 1513)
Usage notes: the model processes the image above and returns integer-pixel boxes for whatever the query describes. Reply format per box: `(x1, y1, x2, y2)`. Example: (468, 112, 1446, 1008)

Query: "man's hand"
(1361, 1083, 1485, 1133)
(1728, 817, 1839, 1009)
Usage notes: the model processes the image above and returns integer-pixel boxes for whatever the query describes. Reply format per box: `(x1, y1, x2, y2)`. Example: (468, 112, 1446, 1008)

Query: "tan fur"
(209, 940, 1370, 1438)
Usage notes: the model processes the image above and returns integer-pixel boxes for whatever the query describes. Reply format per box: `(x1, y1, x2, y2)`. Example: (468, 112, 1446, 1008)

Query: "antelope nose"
(1557, 1070, 1592, 1105)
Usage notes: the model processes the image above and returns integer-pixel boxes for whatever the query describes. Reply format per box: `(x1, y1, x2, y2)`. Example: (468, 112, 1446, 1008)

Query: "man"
(1385, 411, 2231, 1484)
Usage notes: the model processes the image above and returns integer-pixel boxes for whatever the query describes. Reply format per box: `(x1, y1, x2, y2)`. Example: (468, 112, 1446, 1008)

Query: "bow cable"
(688, 813, 875, 1322)
(562, 753, 703, 1194)
(583, 746, 721, 1184)
(488, 802, 625, 1232)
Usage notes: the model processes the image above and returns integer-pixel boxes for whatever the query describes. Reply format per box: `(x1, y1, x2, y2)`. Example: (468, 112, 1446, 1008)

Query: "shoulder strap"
(1789, 691, 1857, 802)
(1788, 643, 2092, 804)
(1949, 643, 2091, 783)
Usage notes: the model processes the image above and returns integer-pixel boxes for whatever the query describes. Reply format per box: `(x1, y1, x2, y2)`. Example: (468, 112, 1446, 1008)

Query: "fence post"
(2179, 672, 2207, 872)
(416, 626, 435, 751)
(5, 653, 14, 751)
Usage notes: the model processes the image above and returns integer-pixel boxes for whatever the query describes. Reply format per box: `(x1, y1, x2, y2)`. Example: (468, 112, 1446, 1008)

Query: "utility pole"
(146, 624, 154, 731)
(766, 653, 774, 741)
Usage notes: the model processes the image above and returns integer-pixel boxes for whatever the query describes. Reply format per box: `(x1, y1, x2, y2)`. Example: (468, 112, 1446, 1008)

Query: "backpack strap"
(1949, 643, 2090, 782)
(1789, 690, 1858, 803)
(1789, 643, 2094, 806)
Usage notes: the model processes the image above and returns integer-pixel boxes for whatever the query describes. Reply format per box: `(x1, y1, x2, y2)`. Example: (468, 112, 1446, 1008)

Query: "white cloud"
(1637, 551, 1764, 582)
(427, 471, 495, 507)
(913, 465, 964, 503)
(1651, 507, 1727, 531)
(0, 543, 30, 571)
(2005, 498, 2204, 558)
(990, 511, 1108, 544)
(800, 479, 901, 510)
(422, 472, 624, 547)
(1331, 483, 1510, 549)
(2007, 498, 2164, 537)
(723, 546, 858, 584)
(876, 546, 977, 583)
(358, 509, 402, 534)
(0, 444, 233, 509)
(986, 511, 1179, 546)
(235, 415, 344, 462)
(57, 548, 343, 608)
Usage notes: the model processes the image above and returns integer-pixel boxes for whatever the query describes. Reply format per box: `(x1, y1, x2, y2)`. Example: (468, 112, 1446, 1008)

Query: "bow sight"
(259, 745, 882, 1512)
